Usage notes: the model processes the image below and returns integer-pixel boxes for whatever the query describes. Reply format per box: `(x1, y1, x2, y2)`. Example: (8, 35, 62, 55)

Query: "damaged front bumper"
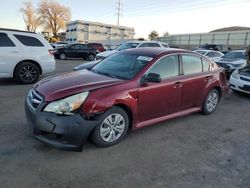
(25, 99, 98, 151)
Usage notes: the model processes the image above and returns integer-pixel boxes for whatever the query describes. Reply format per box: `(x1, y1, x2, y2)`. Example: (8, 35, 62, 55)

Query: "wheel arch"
(114, 103, 133, 130)
(13, 59, 42, 78)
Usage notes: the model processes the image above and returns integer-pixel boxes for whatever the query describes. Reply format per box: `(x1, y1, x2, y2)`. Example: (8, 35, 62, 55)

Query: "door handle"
(10, 51, 19, 54)
(173, 82, 183, 88)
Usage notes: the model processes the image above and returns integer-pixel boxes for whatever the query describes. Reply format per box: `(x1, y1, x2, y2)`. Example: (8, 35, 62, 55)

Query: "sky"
(1, 0, 250, 38)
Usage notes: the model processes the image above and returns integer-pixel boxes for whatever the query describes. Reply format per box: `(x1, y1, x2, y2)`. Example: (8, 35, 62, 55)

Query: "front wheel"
(91, 106, 129, 147)
(202, 89, 219, 115)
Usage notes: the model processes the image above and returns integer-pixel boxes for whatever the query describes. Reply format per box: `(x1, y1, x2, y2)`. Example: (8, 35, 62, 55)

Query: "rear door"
(179, 54, 212, 110)
(138, 54, 182, 123)
(0, 32, 21, 77)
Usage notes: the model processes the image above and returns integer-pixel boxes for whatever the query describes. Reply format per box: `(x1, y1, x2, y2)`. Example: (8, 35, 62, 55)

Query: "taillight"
(48, 49, 54, 56)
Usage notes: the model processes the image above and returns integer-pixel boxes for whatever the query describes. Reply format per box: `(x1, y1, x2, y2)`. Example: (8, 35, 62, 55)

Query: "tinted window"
(14, 35, 44, 47)
(202, 58, 210, 72)
(147, 55, 179, 79)
(80, 44, 88, 49)
(117, 42, 139, 50)
(182, 55, 202, 74)
(162, 44, 169, 48)
(206, 52, 214, 57)
(0, 33, 15, 47)
(71, 44, 81, 49)
(139, 43, 161, 47)
(213, 52, 222, 57)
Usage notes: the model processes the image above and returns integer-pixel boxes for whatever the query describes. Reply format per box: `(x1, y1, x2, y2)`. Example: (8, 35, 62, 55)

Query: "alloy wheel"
(19, 65, 38, 82)
(206, 91, 218, 112)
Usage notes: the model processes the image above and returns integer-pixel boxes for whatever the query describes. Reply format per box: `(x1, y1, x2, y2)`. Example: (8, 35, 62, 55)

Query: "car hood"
(97, 50, 118, 57)
(217, 58, 245, 64)
(33, 69, 123, 102)
(73, 60, 101, 71)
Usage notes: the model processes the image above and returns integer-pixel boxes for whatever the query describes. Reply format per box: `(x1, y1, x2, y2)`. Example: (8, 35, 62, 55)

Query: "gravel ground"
(0, 59, 250, 188)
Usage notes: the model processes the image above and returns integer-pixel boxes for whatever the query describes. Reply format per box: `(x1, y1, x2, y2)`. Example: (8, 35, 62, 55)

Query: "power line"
(115, 0, 122, 25)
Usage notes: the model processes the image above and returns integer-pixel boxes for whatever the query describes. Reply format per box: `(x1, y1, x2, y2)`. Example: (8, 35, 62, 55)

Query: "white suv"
(0, 28, 55, 84)
(96, 41, 169, 60)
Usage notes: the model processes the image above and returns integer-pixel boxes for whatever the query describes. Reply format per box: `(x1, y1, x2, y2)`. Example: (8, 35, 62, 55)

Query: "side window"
(147, 55, 179, 79)
(0, 33, 15, 47)
(206, 52, 214, 57)
(80, 45, 88, 49)
(182, 55, 202, 75)
(213, 52, 222, 57)
(147, 43, 161, 47)
(14, 35, 44, 47)
(138, 43, 149, 47)
(202, 58, 210, 72)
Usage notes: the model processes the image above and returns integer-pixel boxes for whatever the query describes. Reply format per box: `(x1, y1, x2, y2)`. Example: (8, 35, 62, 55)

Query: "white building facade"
(66, 20, 135, 47)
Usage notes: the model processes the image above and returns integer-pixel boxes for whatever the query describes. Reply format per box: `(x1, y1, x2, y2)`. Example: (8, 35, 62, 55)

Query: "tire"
(88, 54, 95, 61)
(59, 53, 66, 60)
(202, 89, 220, 115)
(14, 62, 40, 84)
(91, 106, 129, 147)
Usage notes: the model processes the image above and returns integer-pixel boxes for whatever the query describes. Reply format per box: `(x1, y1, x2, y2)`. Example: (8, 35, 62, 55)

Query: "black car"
(54, 43, 97, 60)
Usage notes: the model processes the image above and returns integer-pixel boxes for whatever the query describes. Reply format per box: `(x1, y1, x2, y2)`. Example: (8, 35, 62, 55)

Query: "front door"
(0, 32, 21, 77)
(138, 54, 182, 123)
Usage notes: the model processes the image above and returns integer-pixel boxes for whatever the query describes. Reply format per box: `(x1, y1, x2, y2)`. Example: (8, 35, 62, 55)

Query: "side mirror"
(145, 73, 161, 83)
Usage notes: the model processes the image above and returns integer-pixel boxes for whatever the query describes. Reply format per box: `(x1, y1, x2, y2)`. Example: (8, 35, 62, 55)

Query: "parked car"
(54, 43, 97, 60)
(194, 50, 224, 62)
(229, 65, 250, 94)
(87, 43, 106, 53)
(0, 28, 55, 84)
(215, 50, 247, 74)
(95, 41, 169, 60)
(193, 44, 229, 54)
(25, 48, 228, 151)
(50, 41, 67, 49)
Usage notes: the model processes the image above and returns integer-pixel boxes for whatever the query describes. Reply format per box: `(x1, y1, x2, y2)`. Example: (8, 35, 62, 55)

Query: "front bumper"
(229, 76, 250, 94)
(25, 99, 98, 151)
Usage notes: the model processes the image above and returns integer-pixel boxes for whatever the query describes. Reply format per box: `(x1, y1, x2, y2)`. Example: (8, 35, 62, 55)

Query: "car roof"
(125, 40, 168, 44)
(0, 28, 35, 34)
(121, 47, 191, 57)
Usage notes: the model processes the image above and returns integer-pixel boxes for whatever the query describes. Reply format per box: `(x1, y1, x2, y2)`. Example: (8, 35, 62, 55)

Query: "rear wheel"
(202, 89, 219, 115)
(88, 54, 95, 61)
(91, 106, 129, 147)
(14, 62, 40, 84)
(59, 53, 66, 60)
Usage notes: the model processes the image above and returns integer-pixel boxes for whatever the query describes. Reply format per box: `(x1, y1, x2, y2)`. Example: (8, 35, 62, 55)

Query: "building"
(66, 20, 135, 47)
(157, 30, 250, 50)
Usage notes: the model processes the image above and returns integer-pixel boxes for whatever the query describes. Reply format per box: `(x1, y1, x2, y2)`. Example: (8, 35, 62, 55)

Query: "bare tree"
(148, 30, 159, 41)
(38, 0, 71, 37)
(20, 1, 42, 32)
(163, 32, 169, 37)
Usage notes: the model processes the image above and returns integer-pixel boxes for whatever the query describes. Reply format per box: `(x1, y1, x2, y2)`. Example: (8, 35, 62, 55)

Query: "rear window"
(14, 34, 44, 47)
(182, 54, 202, 74)
(0, 33, 15, 47)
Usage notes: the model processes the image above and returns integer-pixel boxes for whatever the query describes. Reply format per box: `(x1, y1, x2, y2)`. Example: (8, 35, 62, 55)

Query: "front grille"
(239, 85, 250, 92)
(240, 76, 250, 82)
(27, 89, 43, 110)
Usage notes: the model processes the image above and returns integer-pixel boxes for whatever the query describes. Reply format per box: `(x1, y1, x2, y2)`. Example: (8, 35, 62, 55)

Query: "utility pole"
(116, 0, 121, 25)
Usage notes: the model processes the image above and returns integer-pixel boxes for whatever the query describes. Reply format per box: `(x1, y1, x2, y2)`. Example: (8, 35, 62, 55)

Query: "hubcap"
(100, 113, 125, 142)
(206, 92, 218, 112)
(89, 55, 94, 61)
(19, 66, 37, 81)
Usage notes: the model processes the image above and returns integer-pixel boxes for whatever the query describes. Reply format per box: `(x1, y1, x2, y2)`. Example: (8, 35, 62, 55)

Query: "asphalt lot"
(0, 59, 250, 188)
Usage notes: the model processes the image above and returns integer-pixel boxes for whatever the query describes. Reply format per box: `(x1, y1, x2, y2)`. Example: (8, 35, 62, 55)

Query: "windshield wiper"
(91, 69, 124, 79)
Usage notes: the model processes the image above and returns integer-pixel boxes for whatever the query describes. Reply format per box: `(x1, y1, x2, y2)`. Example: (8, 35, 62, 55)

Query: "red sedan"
(25, 48, 228, 151)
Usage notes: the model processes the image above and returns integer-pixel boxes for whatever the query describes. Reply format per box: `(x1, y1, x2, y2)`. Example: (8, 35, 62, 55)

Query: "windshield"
(222, 52, 246, 59)
(92, 52, 153, 80)
(117, 42, 140, 51)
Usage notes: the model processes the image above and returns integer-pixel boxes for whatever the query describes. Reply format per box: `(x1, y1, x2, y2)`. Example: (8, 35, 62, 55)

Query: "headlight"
(44, 91, 89, 115)
(231, 70, 239, 79)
